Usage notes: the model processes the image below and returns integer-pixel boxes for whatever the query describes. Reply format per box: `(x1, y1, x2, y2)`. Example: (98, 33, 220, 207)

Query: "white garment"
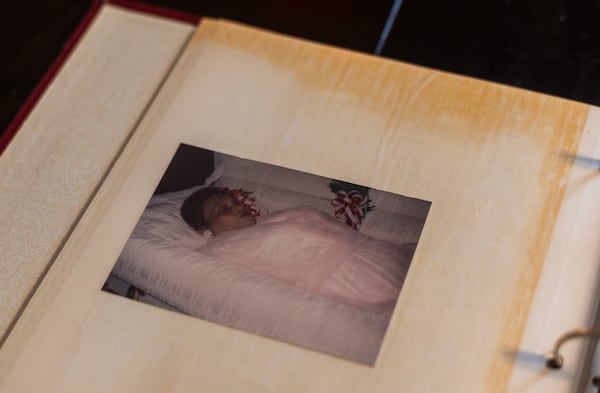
(198, 206, 413, 317)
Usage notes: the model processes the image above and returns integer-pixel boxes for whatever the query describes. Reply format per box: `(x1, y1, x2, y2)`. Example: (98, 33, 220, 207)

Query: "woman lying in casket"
(181, 187, 415, 318)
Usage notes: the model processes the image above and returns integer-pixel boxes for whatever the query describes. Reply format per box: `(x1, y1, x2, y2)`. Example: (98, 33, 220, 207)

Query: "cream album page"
(1, 18, 599, 393)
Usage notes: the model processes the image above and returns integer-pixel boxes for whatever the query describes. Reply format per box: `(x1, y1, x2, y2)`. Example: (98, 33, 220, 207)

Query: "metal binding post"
(546, 327, 600, 369)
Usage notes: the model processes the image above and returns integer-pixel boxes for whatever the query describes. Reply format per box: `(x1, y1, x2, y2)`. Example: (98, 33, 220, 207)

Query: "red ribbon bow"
(331, 190, 370, 230)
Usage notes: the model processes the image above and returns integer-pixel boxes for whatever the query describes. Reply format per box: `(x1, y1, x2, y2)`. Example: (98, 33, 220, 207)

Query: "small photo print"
(102, 143, 431, 365)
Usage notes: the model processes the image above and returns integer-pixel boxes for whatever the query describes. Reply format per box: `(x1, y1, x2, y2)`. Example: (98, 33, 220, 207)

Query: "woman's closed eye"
(213, 200, 240, 214)
(213, 203, 230, 214)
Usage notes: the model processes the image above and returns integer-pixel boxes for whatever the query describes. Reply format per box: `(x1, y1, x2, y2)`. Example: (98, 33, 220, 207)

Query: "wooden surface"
(1, 12, 599, 393)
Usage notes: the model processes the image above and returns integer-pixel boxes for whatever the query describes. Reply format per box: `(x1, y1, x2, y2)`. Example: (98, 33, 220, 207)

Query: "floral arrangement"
(328, 180, 374, 230)
(217, 187, 262, 217)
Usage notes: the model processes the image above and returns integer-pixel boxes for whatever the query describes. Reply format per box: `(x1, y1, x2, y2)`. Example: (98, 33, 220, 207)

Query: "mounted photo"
(103, 143, 431, 365)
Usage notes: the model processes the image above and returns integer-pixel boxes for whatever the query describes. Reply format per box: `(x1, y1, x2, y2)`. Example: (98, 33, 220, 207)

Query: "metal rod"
(546, 327, 600, 369)
(374, 0, 404, 55)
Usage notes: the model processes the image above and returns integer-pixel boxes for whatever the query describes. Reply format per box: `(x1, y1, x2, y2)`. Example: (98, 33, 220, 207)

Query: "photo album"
(1, 3, 600, 392)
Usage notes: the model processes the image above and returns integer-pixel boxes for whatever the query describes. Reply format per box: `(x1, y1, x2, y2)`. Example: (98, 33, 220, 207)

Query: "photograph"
(102, 143, 431, 365)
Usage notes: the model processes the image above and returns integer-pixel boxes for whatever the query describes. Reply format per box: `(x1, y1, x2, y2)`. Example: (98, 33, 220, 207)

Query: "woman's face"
(202, 193, 256, 235)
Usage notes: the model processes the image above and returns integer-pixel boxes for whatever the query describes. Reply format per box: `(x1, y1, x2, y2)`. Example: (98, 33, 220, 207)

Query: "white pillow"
(138, 186, 208, 249)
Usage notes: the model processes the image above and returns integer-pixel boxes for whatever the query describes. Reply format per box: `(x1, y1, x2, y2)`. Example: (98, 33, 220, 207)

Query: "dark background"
(2, 0, 600, 142)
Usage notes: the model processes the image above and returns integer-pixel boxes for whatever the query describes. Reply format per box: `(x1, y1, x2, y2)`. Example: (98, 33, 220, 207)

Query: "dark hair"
(180, 187, 223, 230)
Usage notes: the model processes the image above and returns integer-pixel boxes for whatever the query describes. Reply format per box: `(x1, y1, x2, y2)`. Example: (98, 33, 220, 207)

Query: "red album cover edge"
(0, 0, 200, 156)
